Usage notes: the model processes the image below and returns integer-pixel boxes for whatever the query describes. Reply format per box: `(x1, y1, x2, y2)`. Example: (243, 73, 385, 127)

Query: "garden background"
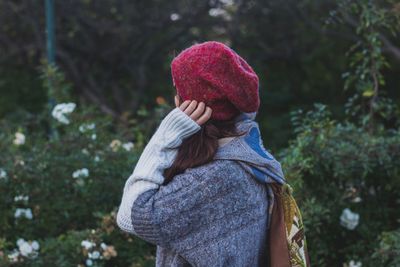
(0, 0, 399, 266)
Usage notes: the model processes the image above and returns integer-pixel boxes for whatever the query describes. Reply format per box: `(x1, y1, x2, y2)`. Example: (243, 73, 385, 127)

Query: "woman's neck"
(217, 136, 236, 147)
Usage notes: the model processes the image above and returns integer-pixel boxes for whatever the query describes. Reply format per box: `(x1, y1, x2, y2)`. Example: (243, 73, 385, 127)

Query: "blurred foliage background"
(0, 0, 399, 266)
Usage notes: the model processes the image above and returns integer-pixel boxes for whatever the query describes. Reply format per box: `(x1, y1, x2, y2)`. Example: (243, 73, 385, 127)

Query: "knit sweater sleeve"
(116, 107, 201, 235)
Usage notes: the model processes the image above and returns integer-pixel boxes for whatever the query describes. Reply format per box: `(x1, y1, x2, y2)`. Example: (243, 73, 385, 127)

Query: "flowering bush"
(12, 239, 40, 260)
(281, 104, 400, 266)
(0, 66, 170, 266)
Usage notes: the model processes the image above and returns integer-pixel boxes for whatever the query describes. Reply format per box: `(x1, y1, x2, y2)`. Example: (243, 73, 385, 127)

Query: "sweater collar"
(213, 111, 286, 185)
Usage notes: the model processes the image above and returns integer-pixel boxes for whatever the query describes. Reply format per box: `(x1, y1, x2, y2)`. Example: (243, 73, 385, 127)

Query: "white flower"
(16, 238, 25, 247)
(14, 195, 29, 202)
(209, 8, 225, 17)
(122, 142, 134, 151)
(86, 258, 93, 266)
(15, 208, 22, 218)
(91, 134, 97, 140)
(340, 208, 360, 230)
(79, 123, 96, 133)
(72, 168, 89, 179)
(81, 240, 95, 250)
(31, 241, 40, 250)
(94, 155, 100, 162)
(91, 250, 100, 259)
(13, 132, 26, 145)
(348, 260, 362, 267)
(11, 239, 39, 259)
(8, 249, 20, 262)
(25, 208, 33, 219)
(170, 13, 180, 21)
(51, 103, 76, 124)
(19, 241, 33, 257)
(14, 208, 33, 219)
(0, 168, 7, 180)
(351, 197, 362, 203)
(100, 242, 107, 250)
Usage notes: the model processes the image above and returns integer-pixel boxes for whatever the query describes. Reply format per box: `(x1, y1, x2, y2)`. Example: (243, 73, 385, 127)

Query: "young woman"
(116, 41, 287, 267)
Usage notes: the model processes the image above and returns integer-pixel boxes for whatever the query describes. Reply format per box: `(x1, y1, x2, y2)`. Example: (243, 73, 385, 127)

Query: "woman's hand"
(174, 95, 212, 126)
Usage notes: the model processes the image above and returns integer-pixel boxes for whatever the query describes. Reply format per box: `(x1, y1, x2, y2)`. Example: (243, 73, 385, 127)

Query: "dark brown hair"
(162, 115, 247, 185)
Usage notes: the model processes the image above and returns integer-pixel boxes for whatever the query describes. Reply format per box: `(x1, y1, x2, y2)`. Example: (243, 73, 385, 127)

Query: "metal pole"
(45, 0, 58, 139)
(45, 0, 55, 65)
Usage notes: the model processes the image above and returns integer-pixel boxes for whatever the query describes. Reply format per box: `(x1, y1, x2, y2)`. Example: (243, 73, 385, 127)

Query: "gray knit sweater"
(116, 107, 286, 267)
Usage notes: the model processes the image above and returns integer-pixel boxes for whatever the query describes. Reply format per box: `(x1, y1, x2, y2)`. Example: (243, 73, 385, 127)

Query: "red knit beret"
(171, 41, 260, 121)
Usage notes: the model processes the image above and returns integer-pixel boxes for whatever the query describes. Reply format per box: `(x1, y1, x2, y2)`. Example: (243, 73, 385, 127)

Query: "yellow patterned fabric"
(282, 184, 310, 267)
(269, 183, 311, 267)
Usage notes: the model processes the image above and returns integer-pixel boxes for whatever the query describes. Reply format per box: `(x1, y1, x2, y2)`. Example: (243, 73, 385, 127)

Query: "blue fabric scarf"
(213, 111, 287, 228)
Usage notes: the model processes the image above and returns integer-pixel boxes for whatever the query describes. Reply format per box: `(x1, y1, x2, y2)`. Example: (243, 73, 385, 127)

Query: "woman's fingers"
(196, 107, 212, 125)
(178, 99, 212, 126)
(182, 100, 198, 115)
(189, 102, 206, 121)
(179, 100, 191, 111)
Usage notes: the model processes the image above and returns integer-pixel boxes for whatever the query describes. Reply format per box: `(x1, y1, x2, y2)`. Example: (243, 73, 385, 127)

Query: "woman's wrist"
(155, 107, 201, 148)
(123, 107, 201, 188)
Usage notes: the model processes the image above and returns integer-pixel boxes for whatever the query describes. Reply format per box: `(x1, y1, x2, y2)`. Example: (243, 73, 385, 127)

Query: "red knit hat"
(171, 41, 260, 121)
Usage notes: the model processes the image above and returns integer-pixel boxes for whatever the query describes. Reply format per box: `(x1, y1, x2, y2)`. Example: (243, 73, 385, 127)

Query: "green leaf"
(362, 90, 375, 97)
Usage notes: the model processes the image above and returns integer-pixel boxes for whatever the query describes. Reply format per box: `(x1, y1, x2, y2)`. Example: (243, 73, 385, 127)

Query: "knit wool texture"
(171, 41, 260, 121)
(117, 107, 285, 267)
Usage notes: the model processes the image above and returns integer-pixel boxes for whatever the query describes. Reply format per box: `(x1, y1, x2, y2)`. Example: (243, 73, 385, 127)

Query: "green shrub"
(371, 228, 400, 266)
(0, 66, 169, 266)
(281, 104, 400, 266)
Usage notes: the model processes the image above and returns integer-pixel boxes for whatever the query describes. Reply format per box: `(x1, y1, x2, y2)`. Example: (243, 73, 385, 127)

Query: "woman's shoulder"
(157, 160, 250, 200)
(184, 159, 244, 178)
